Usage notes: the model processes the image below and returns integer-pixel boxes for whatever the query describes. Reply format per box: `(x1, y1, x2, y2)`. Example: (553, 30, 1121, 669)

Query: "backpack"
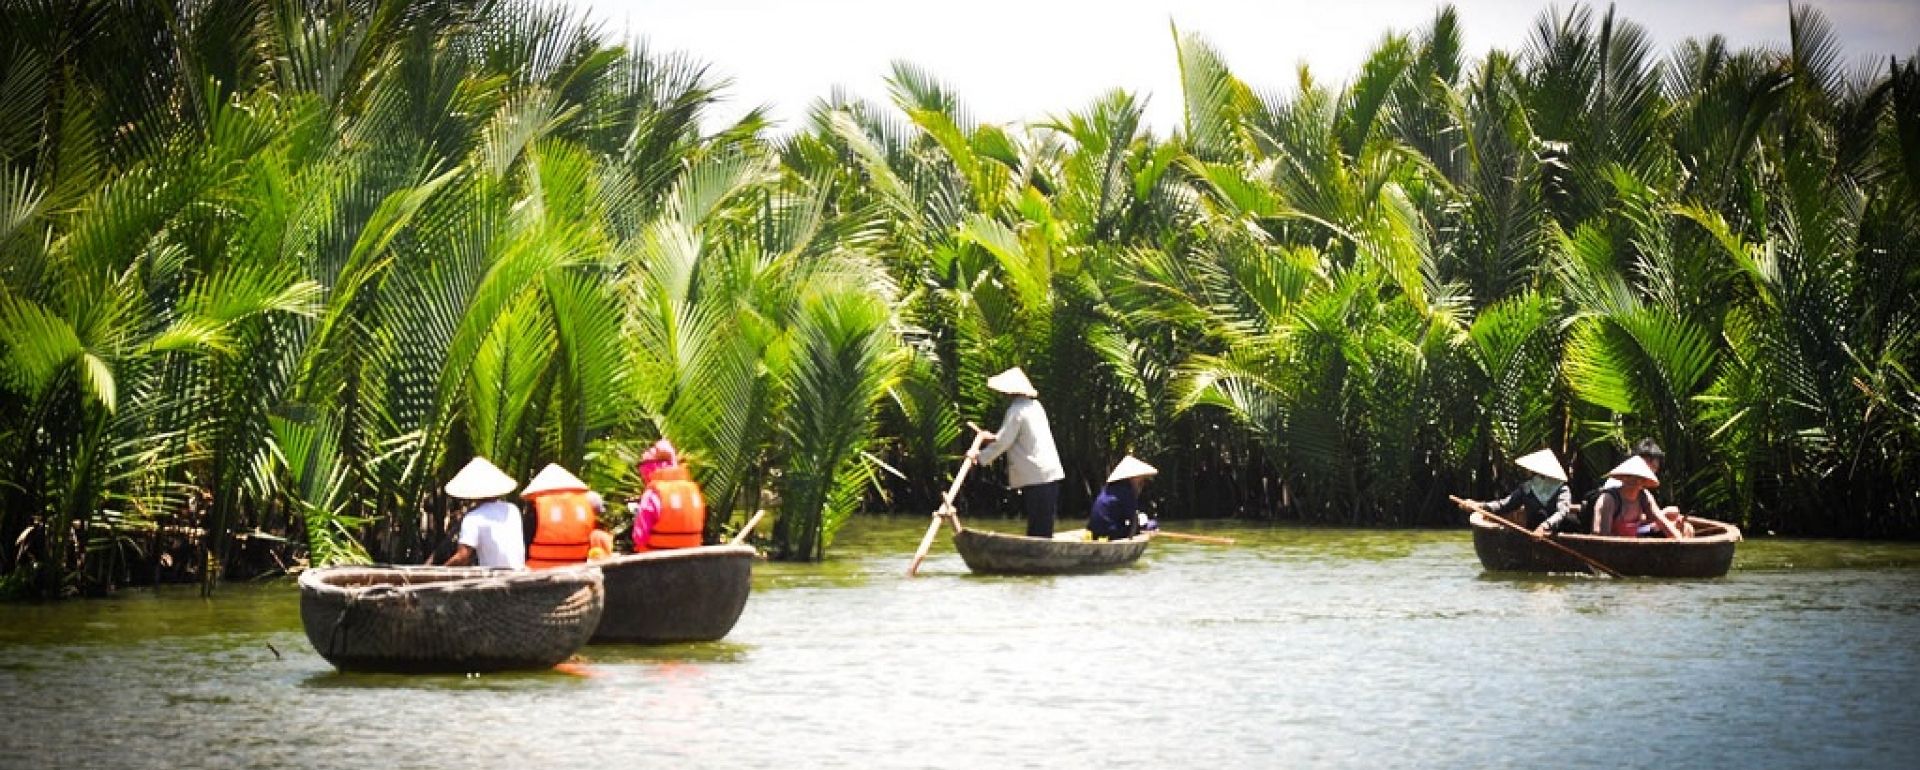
(1558, 486, 1612, 534)
(1577, 486, 1608, 518)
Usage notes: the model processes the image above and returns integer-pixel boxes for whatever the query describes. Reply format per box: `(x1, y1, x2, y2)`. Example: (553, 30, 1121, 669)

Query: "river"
(3, 517, 1918, 769)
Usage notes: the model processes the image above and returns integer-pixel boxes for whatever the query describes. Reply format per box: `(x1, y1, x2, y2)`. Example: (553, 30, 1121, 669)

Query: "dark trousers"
(1020, 481, 1062, 538)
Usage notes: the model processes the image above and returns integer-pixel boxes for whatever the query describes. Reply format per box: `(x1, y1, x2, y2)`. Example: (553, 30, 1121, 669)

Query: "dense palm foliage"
(3, 1, 1916, 595)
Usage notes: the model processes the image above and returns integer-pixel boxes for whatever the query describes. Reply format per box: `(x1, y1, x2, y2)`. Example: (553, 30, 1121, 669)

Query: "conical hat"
(520, 463, 589, 497)
(1606, 455, 1660, 487)
(986, 367, 1039, 397)
(1107, 455, 1159, 482)
(1514, 448, 1567, 482)
(444, 457, 516, 500)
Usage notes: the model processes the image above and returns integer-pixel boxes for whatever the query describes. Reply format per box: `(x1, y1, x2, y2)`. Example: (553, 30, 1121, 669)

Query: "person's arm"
(443, 509, 481, 565)
(443, 544, 475, 566)
(1534, 485, 1575, 534)
(1642, 490, 1684, 538)
(1482, 486, 1524, 516)
(1593, 492, 1617, 535)
(974, 403, 1026, 466)
(631, 491, 661, 547)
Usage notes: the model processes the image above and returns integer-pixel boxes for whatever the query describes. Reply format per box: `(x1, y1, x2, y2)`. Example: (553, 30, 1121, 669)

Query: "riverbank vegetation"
(3, 0, 1916, 596)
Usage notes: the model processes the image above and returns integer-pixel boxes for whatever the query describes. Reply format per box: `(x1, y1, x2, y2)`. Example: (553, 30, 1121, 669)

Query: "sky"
(554, 0, 1918, 131)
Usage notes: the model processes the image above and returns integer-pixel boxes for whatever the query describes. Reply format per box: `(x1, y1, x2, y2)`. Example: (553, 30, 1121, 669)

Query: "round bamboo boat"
(299, 565, 604, 673)
(1468, 511, 1742, 577)
(589, 544, 756, 644)
(951, 528, 1149, 575)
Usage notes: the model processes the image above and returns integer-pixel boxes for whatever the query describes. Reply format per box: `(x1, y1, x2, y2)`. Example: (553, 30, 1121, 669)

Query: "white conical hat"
(1514, 448, 1567, 482)
(1606, 455, 1660, 487)
(1107, 455, 1159, 482)
(444, 457, 516, 499)
(985, 367, 1039, 397)
(520, 463, 589, 497)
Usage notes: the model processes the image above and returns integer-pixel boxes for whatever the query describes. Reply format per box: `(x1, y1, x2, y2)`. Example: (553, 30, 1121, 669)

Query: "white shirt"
(976, 396, 1065, 489)
(458, 500, 526, 569)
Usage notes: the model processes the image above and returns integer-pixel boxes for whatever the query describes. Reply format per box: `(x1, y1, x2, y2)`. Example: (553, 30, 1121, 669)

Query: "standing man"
(441, 457, 526, 569)
(969, 367, 1065, 538)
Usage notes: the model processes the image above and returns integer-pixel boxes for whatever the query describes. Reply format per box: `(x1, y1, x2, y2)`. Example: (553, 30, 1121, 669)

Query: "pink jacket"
(631, 488, 661, 549)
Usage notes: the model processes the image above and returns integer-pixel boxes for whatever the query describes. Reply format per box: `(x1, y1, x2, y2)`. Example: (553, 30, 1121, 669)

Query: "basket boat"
(1468, 511, 1742, 578)
(299, 565, 603, 673)
(950, 528, 1149, 575)
(590, 545, 756, 644)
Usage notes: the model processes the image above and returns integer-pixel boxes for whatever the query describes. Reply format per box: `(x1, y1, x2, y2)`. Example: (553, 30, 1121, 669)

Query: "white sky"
(556, 1, 1918, 132)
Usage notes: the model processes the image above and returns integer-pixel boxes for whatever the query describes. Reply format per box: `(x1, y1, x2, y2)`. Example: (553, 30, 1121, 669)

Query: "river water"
(3, 517, 1918, 770)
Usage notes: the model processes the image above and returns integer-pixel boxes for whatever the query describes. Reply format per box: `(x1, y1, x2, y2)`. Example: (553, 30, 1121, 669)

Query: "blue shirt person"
(1088, 456, 1158, 540)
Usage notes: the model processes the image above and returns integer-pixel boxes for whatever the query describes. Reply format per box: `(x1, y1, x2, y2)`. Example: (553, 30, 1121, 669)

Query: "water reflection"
(2, 517, 1918, 770)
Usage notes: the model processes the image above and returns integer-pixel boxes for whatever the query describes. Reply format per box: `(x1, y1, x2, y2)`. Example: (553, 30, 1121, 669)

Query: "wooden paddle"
(906, 425, 991, 576)
(1151, 531, 1235, 545)
(1450, 494, 1624, 578)
(730, 509, 768, 545)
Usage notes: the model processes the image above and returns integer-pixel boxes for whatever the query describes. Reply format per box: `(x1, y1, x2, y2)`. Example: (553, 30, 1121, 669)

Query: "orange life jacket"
(638, 465, 705, 551)
(526, 490, 596, 568)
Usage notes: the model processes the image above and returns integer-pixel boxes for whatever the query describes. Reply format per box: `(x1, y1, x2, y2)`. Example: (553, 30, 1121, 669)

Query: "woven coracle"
(591, 545, 756, 644)
(299, 565, 604, 673)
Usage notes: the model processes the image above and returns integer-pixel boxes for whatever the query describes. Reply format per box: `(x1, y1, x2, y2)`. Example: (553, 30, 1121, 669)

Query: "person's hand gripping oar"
(907, 423, 990, 576)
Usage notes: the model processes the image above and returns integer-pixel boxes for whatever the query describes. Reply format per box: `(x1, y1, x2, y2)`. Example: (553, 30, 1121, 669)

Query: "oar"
(1450, 495, 1624, 578)
(1151, 531, 1235, 545)
(730, 509, 768, 545)
(907, 425, 990, 576)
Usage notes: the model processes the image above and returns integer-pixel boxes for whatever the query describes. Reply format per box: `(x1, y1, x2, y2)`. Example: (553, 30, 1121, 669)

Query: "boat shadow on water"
(296, 666, 597, 691)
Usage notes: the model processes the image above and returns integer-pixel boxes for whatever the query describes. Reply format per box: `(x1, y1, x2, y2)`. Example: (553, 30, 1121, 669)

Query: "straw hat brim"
(1107, 455, 1159, 482)
(1606, 455, 1660, 487)
(1514, 449, 1567, 482)
(986, 367, 1039, 398)
(521, 463, 589, 497)
(445, 457, 517, 499)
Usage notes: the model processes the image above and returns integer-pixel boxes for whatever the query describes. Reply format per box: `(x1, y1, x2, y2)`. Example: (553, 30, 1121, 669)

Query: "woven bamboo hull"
(299, 565, 604, 673)
(952, 528, 1149, 575)
(1469, 511, 1742, 578)
(590, 545, 756, 644)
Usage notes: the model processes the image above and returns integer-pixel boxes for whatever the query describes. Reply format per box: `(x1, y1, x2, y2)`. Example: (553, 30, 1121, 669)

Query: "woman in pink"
(629, 439, 678, 550)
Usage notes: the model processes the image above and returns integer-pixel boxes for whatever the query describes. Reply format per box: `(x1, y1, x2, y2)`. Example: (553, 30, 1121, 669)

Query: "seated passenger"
(632, 439, 707, 552)
(1088, 456, 1158, 541)
(1451, 448, 1580, 535)
(441, 457, 526, 569)
(521, 463, 610, 569)
(1593, 456, 1661, 537)
(1592, 455, 1692, 538)
(1597, 439, 1691, 538)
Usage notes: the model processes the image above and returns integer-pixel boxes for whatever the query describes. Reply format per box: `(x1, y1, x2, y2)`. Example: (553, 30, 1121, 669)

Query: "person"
(1596, 438, 1691, 538)
(584, 492, 615, 560)
(1592, 455, 1667, 538)
(969, 367, 1066, 539)
(1088, 456, 1158, 541)
(520, 463, 613, 569)
(1451, 448, 1579, 535)
(631, 439, 707, 552)
(441, 457, 526, 569)
(1598, 438, 1665, 494)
